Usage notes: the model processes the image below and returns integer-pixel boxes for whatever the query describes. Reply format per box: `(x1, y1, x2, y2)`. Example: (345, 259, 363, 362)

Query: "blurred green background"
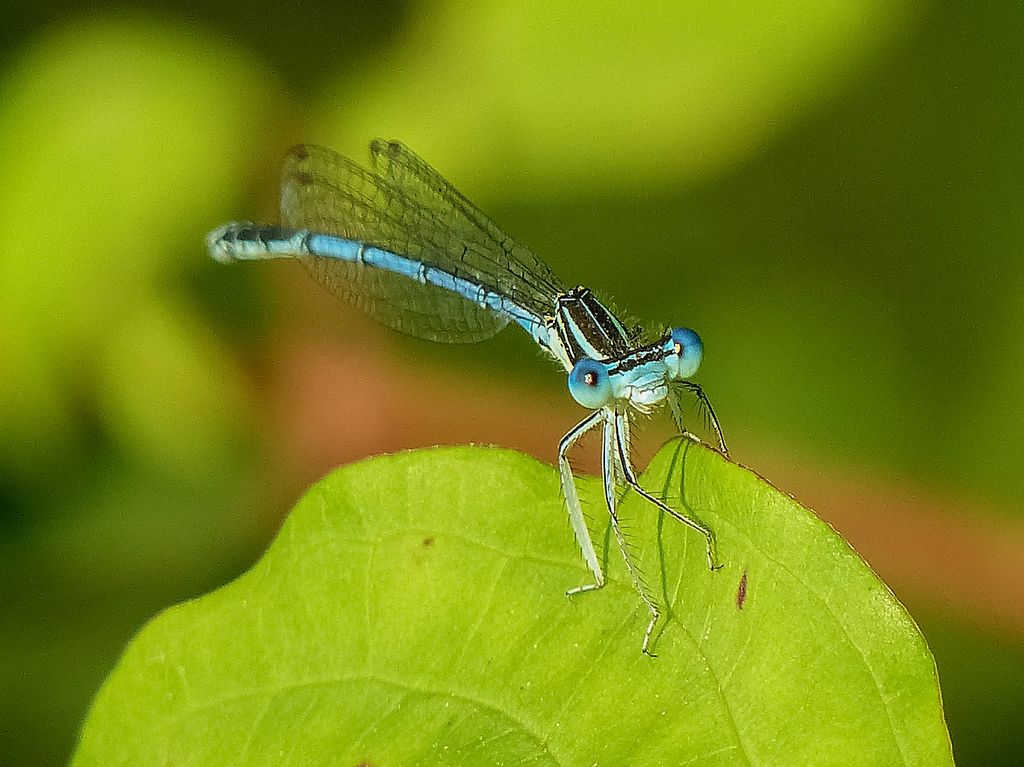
(1, 1, 1022, 764)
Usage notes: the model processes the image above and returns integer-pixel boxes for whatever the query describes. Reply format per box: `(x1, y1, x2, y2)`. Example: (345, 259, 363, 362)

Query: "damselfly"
(208, 140, 727, 654)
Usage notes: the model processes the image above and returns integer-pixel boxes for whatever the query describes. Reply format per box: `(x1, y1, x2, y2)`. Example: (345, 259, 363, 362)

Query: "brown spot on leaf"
(736, 570, 748, 609)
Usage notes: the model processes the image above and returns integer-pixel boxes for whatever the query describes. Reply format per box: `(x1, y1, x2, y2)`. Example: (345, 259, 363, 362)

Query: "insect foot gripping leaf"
(72, 443, 953, 767)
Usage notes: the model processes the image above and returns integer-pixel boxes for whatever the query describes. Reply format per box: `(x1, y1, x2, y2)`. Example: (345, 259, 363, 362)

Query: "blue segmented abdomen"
(208, 222, 551, 345)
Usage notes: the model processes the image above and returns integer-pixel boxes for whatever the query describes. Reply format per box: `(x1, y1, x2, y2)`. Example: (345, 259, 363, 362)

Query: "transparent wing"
(368, 139, 567, 312)
(279, 142, 566, 343)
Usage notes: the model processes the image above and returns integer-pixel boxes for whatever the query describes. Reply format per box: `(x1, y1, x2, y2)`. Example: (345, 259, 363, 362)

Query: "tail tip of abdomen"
(206, 221, 253, 263)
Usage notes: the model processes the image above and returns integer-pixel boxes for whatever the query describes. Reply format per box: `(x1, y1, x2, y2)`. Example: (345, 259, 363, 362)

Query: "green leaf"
(72, 442, 952, 766)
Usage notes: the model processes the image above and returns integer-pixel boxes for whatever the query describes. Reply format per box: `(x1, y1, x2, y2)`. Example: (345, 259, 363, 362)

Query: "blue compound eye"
(568, 358, 613, 409)
(666, 327, 704, 379)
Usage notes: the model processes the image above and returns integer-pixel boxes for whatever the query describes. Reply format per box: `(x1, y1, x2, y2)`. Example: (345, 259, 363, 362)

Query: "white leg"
(559, 410, 606, 595)
(615, 410, 721, 572)
(675, 381, 729, 457)
(604, 410, 663, 656)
